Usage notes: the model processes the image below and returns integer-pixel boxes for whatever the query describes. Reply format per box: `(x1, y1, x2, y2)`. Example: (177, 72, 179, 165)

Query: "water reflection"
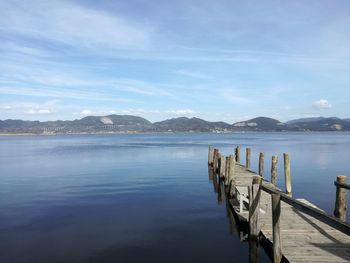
(208, 165, 269, 263)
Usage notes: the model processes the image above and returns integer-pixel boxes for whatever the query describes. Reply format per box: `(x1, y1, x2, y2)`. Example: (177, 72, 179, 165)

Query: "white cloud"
(166, 109, 195, 115)
(80, 109, 119, 116)
(81, 109, 93, 116)
(1, 105, 12, 110)
(313, 99, 332, 109)
(24, 109, 53, 115)
(1, 100, 59, 115)
(121, 109, 160, 115)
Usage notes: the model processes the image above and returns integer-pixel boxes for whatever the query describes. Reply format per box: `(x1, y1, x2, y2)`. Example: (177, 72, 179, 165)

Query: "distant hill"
(0, 115, 153, 134)
(232, 117, 286, 131)
(1, 115, 350, 134)
(286, 117, 350, 131)
(286, 117, 326, 125)
(153, 117, 231, 132)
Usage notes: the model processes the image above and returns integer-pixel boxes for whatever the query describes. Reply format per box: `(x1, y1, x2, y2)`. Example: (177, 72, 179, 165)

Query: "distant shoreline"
(1, 131, 350, 136)
(1, 115, 350, 133)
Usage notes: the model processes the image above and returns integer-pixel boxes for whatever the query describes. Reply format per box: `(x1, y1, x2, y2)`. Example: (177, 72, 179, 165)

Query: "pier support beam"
(334, 175, 347, 222)
(224, 156, 230, 185)
(208, 146, 213, 166)
(271, 156, 278, 186)
(259, 152, 264, 178)
(235, 146, 241, 163)
(213, 149, 219, 173)
(272, 193, 282, 263)
(249, 176, 262, 240)
(218, 153, 222, 177)
(284, 153, 292, 197)
(219, 154, 226, 178)
(246, 148, 251, 169)
(227, 155, 235, 195)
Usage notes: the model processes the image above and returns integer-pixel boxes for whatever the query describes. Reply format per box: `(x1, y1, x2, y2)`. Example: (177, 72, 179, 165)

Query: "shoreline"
(1, 131, 350, 136)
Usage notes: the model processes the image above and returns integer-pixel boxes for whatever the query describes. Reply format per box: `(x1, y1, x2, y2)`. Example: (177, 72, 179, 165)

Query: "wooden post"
(224, 156, 230, 185)
(246, 148, 251, 169)
(227, 155, 236, 196)
(284, 153, 292, 196)
(218, 153, 222, 177)
(221, 156, 226, 178)
(272, 193, 282, 263)
(249, 176, 261, 240)
(271, 155, 278, 186)
(208, 146, 213, 166)
(259, 152, 264, 178)
(235, 146, 240, 163)
(213, 149, 219, 173)
(228, 155, 235, 183)
(220, 155, 226, 178)
(334, 175, 347, 221)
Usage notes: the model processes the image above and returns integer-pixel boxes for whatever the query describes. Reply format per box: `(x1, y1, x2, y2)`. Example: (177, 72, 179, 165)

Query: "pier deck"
(208, 146, 350, 263)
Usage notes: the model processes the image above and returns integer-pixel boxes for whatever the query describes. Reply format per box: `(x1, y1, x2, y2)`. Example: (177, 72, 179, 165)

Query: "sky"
(1, 0, 350, 123)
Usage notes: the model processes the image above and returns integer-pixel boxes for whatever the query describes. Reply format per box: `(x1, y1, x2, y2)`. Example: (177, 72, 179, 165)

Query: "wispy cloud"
(0, 0, 153, 51)
(1, 0, 349, 121)
(0, 86, 117, 101)
(0, 62, 177, 100)
(219, 88, 252, 104)
(166, 109, 195, 115)
(1, 100, 59, 115)
(313, 99, 332, 109)
(176, 69, 212, 80)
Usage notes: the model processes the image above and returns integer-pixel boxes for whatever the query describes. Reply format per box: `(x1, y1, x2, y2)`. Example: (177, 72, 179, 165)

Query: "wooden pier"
(208, 146, 350, 263)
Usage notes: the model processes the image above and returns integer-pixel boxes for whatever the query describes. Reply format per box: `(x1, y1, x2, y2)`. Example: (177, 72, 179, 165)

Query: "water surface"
(0, 133, 349, 262)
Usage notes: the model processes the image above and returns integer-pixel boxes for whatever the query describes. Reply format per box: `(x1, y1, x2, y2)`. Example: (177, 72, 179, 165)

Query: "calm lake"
(0, 133, 349, 262)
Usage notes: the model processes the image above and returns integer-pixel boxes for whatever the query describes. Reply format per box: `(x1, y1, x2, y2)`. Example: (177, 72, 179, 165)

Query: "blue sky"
(0, 0, 349, 123)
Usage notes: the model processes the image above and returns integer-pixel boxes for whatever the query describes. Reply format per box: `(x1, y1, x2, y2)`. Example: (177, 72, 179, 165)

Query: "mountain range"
(1, 115, 350, 134)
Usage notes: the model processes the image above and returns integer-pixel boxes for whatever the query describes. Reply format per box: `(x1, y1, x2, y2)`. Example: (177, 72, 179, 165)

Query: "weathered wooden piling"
(228, 155, 235, 183)
(224, 156, 230, 185)
(334, 175, 348, 221)
(258, 152, 264, 178)
(283, 153, 292, 196)
(218, 153, 222, 176)
(220, 155, 226, 178)
(246, 148, 251, 169)
(271, 156, 278, 186)
(249, 176, 262, 240)
(235, 146, 240, 163)
(213, 149, 219, 172)
(208, 146, 213, 166)
(226, 155, 235, 196)
(271, 193, 282, 263)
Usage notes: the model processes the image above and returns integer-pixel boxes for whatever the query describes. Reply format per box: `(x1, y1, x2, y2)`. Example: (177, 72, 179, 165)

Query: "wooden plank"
(334, 180, 350, 190)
